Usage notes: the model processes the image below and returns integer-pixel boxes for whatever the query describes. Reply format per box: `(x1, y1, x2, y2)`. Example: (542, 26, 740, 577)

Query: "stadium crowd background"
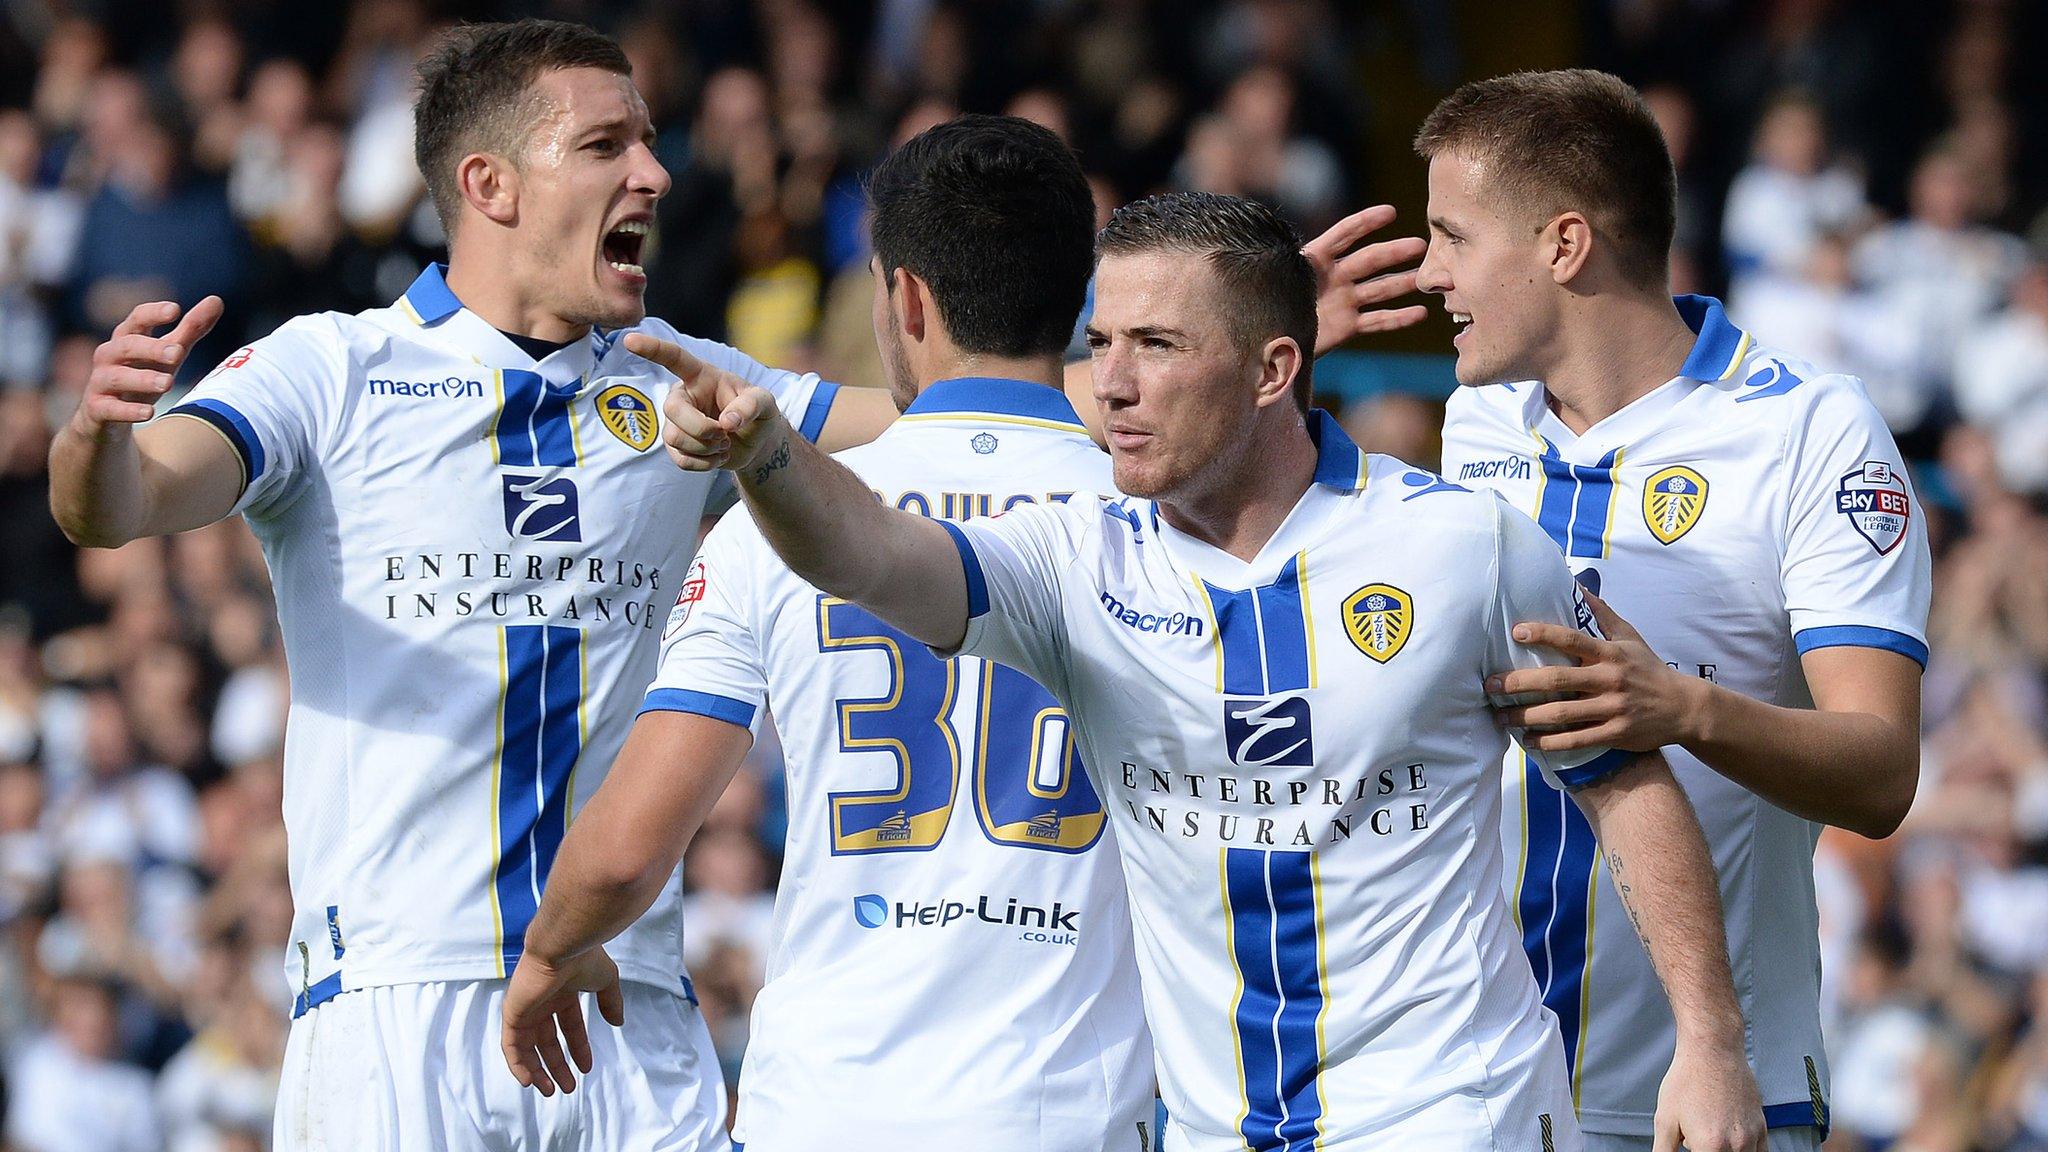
(0, 0, 2041, 1148)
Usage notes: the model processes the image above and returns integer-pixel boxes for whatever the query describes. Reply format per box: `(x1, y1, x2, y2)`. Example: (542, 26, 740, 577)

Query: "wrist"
(1674, 667, 1718, 747)
(1675, 1011, 1747, 1056)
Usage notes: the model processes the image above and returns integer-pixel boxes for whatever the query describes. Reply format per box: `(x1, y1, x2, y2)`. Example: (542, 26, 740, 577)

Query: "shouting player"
(46, 18, 1424, 1148)
(612, 191, 1766, 1152)
(1419, 71, 1931, 1152)
(502, 115, 1154, 1151)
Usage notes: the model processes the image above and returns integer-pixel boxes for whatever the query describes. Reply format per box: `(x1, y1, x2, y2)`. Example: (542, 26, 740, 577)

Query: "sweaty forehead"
(529, 67, 648, 134)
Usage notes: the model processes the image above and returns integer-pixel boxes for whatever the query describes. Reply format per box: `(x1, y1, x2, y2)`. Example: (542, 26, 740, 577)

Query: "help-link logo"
(853, 892, 1079, 946)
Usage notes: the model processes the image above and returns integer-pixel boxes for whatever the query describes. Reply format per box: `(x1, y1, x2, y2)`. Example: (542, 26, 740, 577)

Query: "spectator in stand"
(6, 975, 162, 1152)
(1854, 147, 2029, 434)
(66, 93, 249, 381)
(1954, 252, 2048, 495)
(1721, 90, 1868, 292)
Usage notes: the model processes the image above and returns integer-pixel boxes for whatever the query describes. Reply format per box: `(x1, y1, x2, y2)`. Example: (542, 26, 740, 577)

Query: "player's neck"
(1540, 292, 1695, 436)
(442, 255, 592, 344)
(1156, 409, 1317, 563)
(913, 351, 1064, 392)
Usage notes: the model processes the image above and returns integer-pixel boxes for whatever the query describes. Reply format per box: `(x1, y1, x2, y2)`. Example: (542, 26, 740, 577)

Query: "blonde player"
(1418, 71, 1931, 1152)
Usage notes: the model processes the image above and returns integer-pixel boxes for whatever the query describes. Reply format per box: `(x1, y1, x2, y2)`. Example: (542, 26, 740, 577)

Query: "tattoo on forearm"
(1608, 851, 1653, 955)
(750, 437, 791, 485)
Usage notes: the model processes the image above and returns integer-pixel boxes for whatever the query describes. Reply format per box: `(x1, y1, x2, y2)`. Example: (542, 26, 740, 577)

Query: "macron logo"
(1099, 592, 1204, 637)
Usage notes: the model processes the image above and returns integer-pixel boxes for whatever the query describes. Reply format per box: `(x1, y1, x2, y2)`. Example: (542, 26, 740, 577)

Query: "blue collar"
(902, 377, 1085, 428)
(401, 263, 464, 325)
(1674, 295, 1751, 382)
(1308, 408, 1366, 491)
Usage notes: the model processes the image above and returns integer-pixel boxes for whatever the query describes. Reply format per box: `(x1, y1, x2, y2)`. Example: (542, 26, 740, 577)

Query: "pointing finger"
(623, 332, 706, 383)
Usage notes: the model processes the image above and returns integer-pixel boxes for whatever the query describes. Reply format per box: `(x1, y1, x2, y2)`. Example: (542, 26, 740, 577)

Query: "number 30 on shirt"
(817, 598, 1107, 855)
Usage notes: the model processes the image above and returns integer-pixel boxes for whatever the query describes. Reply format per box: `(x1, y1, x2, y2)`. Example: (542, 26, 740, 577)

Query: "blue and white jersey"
(1440, 295, 1933, 1138)
(943, 411, 1631, 1152)
(164, 265, 839, 1014)
(645, 379, 1152, 1152)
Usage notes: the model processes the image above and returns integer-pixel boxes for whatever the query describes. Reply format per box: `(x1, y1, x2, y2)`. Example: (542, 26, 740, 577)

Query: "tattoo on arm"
(750, 437, 791, 485)
(1608, 851, 1653, 955)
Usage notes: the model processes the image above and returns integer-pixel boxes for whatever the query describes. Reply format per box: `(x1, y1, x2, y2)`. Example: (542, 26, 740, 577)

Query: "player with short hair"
(617, 189, 1767, 1152)
(1417, 70, 1931, 1152)
(501, 113, 1154, 1151)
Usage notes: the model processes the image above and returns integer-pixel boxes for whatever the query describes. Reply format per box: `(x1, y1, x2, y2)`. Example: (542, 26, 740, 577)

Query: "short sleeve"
(941, 499, 1094, 696)
(1485, 496, 1636, 792)
(1780, 378, 1932, 667)
(642, 513, 768, 733)
(162, 318, 341, 520)
(658, 323, 841, 444)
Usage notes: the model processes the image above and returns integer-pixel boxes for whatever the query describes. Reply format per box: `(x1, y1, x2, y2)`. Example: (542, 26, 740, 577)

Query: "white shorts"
(1581, 1124, 1822, 1152)
(274, 978, 729, 1152)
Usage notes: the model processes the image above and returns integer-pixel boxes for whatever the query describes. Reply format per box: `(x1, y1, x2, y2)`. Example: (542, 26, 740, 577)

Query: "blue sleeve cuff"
(935, 520, 989, 619)
(1793, 625, 1928, 668)
(1552, 747, 1634, 791)
(169, 398, 265, 487)
(639, 688, 757, 728)
(796, 381, 840, 444)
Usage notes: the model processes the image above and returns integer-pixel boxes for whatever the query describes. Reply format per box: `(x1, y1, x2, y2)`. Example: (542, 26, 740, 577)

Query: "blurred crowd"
(0, 0, 2042, 1149)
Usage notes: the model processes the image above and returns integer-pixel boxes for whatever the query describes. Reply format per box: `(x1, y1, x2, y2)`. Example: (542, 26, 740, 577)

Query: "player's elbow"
(51, 501, 136, 550)
(1851, 755, 1919, 840)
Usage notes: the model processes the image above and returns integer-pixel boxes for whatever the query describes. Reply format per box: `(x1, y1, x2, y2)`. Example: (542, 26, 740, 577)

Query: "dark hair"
(414, 20, 631, 233)
(867, 114, 1095, 359)
(1095, 191, 1317, 411)
(1414, 69, 1675, 290)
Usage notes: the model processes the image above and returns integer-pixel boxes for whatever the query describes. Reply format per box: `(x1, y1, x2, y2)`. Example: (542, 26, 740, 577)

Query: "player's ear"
(458, 152, 519, 227)
(893, 266, 929, 345)
(1252, 335, 1305, 411)
(1547, 210, 1593, 286)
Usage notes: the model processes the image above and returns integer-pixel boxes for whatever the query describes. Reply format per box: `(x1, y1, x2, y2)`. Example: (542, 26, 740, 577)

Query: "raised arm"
(1570, 755, 1767, 1152)
(501, 710, 753, 1096)
(629, 332, 972, 650)
(49, 297, 241, 546)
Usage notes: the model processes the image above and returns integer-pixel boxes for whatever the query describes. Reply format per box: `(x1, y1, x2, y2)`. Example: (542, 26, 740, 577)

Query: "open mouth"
(1450, 311, 1472, 342)
(602, 220, 649, 277)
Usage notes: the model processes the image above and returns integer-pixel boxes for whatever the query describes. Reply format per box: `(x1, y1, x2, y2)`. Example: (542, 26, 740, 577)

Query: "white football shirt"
(645, 378, 1153, 1152)
(165, 264, 839, 1014)
(1440, 294, 1932, 1138)
(945, 411, 1629, 1152)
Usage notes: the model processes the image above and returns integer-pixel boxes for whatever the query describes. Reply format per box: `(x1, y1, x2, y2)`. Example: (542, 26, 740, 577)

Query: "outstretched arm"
(1571, 756, 1766, 1152)
(50, 297, 241, 546)
(630, 332, 971, 650)
(502, 711, 754, 1096)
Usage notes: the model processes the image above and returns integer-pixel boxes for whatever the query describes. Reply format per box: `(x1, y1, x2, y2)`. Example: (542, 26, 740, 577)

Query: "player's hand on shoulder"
(501, 946, 626, 1097)
(624, 332, 784, 474)
(74, 296, 224, 435)
(1302, 204, 1427, 353)
(1487, 591, 1702, 753)
(1652, 1035, 1767, 1152)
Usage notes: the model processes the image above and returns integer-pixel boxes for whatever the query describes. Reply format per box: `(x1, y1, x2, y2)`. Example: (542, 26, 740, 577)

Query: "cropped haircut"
(1414, 69, 1676, 290)
(414, 20, 631, 233)
(867, 115, 1096, 358)
(1095, 191, 1317, 411)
